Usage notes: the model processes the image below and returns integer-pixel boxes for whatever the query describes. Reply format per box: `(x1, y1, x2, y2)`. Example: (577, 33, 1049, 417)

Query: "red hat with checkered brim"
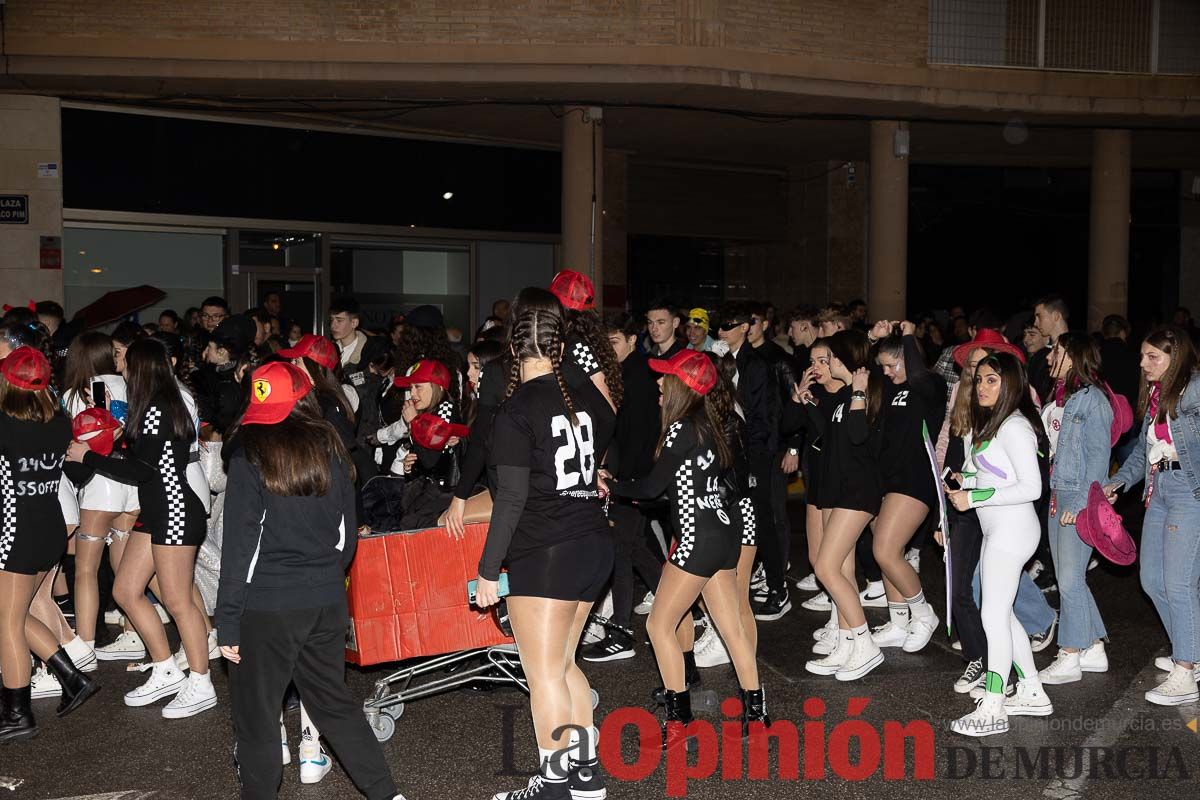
(549, 269, 595, 311)
(242, 362, 313, 426)
(278, 334, 339, 371)
(73, 407, 121, 456)
(0, 346, 51, 391)
(411, 413, 470, 450)
(649, 349, 718, 396)
(393, 359, 452, 390)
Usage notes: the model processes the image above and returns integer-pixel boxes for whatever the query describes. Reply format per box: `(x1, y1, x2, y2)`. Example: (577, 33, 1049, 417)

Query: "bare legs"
(73, 509, 122, 642)
(813, 509, 874, 629)
(736, 545, 758, 653)
(872, 494, 929, 603)
(0, 571, 60, 688)
(112, 534, 205, 673)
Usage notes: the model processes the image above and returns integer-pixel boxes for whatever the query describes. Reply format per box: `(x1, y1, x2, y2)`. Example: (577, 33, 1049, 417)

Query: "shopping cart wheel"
(371, 711, 396, 743)
(590, 689, 599, 709)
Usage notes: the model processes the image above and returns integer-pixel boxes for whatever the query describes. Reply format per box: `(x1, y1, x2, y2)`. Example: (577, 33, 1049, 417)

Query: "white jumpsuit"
(962, 413, 1043, 693)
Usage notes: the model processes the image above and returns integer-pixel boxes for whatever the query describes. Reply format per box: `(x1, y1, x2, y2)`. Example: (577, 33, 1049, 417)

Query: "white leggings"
(979, 519, 1040, 692)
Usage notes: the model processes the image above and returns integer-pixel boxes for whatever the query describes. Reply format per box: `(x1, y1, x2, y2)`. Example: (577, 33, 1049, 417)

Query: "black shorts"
(0, 530, 66, 576)
(507, 530, 614, 602)
(881, 475, 938, 512)
(670, 496, 753, 578)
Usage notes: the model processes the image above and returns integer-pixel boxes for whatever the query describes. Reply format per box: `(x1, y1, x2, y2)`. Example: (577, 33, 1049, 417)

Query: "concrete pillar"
(561, 106, 604, 307)
(1179, 170, 1200, 320)
(0, 95, 64, 303)
(601, 150, 627, 313)
(1088, 129, 1131, 331)
(867, 121, 908, 320)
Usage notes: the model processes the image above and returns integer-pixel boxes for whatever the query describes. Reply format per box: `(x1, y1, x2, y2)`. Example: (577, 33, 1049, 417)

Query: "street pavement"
(3, 499, 1197, 799)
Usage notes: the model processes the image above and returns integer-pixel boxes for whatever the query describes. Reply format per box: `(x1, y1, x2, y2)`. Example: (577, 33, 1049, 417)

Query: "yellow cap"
(687, 308, 710, 332)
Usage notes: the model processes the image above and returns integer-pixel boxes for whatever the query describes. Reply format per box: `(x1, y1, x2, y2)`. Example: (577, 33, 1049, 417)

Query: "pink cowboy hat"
(1076, 481, 1136, 566)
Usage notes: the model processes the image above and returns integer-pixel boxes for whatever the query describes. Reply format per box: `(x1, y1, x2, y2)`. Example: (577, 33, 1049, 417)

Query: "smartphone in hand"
(92, 380, 108, 410)
(942, 467, 961, 491)
(467, 573, 510, 605)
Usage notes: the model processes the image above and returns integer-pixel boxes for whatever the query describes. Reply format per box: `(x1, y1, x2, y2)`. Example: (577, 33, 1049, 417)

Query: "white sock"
(155, 655, 177, 672)
(905, 591, 933, 618)
(538, 746, 569, 782)
(188, 669, 212, 686)
(300, 702, 320, 743)
(887, 602, 910, 627)
(851, 622, 870, 638)
(84, 640, 95, 650)
(569, 725, 599, 763)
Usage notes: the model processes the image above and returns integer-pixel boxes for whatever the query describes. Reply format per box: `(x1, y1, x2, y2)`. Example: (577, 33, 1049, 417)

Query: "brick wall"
(6, 0, 928, 67)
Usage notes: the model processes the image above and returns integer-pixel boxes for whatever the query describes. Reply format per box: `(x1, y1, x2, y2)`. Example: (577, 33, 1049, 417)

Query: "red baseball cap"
(0, 346, 51, 391)
(549, 270, 595, 311)
(73, 407, 121, 456)
(277, 334, 338, 371)
(952, 328, 1026, 367)
(393, 359, 452, 390)
(242, 362, 313, 426)
(411, 413, 470, 450)
(649, 349, 718, 395)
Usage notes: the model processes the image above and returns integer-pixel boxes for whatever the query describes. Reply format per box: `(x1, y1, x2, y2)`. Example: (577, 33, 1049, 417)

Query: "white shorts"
(186, 461, 211, 516)
(58, 476, 80, 528)
(79, 474, 140, 516)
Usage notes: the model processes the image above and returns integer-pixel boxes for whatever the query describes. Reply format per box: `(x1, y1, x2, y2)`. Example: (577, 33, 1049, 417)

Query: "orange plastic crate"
(345, 522, 514, 666)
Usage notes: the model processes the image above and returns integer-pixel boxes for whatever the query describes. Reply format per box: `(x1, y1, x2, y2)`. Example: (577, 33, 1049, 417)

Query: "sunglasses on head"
(719, 321, 747, 332)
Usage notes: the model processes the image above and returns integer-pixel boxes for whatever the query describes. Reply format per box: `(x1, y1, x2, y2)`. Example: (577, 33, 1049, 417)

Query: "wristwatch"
(787, 448, 799, 456)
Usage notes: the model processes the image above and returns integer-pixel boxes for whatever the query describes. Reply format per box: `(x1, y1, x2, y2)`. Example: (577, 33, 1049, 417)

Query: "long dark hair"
(506, 289, 576, 423)
(970, 352, 1047, 451)
(1137, 326, 1198, 424)
(1053, 331, 1102, 403)
(657, 370, 734, 469)
(125, 338, 195, 443)
(239, 387, 353, 496)
(395, 325, 461, 399)
(63, 332, 117, 403)
(827, 329, 871, 374)
(564, 307, 624, 408)
(300, 356, 356, 426)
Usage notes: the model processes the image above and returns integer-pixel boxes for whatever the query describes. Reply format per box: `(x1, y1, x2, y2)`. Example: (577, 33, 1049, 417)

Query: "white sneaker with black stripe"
(125, 660, 186, 707)
(30, 667, 62, 699)
(801, 591, 832, 612)
(162, 672, 217, 719)
(858, 581, 887, 609)
(96, 630, 146, 661)
(64, 636, 97, 674)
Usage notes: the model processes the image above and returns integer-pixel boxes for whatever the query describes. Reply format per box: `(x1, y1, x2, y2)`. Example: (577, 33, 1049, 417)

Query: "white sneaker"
(281, 721, 291, 765)
(124, 660, 186, 707)
(954, 659, 985, 693)
(693, 623, 731, 668)
(806, 631, 852, 676)
(153, 603, 171, 625)
(801, 591, 832, 612)
(904, 548, 921, 574)
(859, 581, 887, 609)
(1154, 656, 1200, 681)
(951, 693, 1008, 738)
(162, 673, 217, 718)
(634, 592, 654, 615)
(103, 609, 123, 626)
(64, 636, 98, 674)
(812, 620, 838, 641)
(299, 735, 332, 784)
(582, 592, 613, 645)
(1039, 649, 1083, 684)
(902, 614, 938, 653)
(96, 630, 147, 661)
(1145, 665, 1200, 706)
(795, 572, 818, 592)
(870, 622, 909, 648)
(812, 623, 839, 655)
(1029, 613, 1058, 653)
(30, 667, 62, 699)
(836, 631, 884, 681)
(1006, 678, 1053, 716)
(1079, 641, 1108, 673)
(749, 562, 767, 593)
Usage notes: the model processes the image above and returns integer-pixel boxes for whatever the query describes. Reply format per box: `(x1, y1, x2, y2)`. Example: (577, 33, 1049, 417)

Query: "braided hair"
(507, 288, 576, 424)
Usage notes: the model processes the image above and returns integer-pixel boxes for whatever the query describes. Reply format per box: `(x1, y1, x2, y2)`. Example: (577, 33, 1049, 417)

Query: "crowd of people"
(0, 279, 1198, 798)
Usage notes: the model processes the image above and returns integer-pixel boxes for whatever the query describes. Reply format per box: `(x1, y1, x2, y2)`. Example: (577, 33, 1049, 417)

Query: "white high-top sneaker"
(1038, 649, 1083, 685)
(806, 631, 852, 676)
(1154, 657, 1200, 681)
(951, 692, 1009, 738)
(124, 659, 186, 707)
(836, 628, 884, 681)
(796, 572, 818, 592)
(1005, 678, 1053, 716)
(694, 622, 731, 668)
(901, 613, 938, 653)
(162, 671, 217, 719)
(96, 630, 146, 661)
(1145, 664, 1200, 706)
(870, 621, 909, 648)
(1079, 641, 1108, 673)
(812, 622, 840, 655)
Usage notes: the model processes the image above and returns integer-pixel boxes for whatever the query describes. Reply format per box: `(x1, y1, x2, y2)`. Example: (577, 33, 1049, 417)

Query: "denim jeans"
(973, 562, 1056, 636)
(1046, 509, 1107, 649)
(1140, 470, 1200, 663)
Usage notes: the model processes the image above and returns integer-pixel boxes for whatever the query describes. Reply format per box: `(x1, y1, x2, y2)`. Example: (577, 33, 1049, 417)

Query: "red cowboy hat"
(952, 329, 1026, 367)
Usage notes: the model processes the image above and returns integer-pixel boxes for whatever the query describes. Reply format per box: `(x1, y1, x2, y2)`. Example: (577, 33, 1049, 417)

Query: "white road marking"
(0, 777, 24, 792)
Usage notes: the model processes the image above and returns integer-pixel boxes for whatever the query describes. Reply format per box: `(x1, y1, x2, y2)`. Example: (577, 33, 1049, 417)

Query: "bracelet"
(851, 391, 867, 400)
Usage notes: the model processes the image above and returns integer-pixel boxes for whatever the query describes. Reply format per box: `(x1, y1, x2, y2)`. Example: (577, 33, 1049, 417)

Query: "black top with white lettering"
(478, 374, 615, 579)
(878, 370, 946, 502)
(810, 384, 881, 513)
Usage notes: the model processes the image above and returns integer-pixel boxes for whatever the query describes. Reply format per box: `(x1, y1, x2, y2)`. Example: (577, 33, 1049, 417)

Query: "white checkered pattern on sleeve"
(142, 406, 162, 436)
(0, 456, 14, 570)
(436, 400, 454, 422)
(159, 440, 187, 545)
(669, 460, 696, 568)
(572, 341, 601, 376)
(663, 420, 684, 450)
(739, 496, 756, 547)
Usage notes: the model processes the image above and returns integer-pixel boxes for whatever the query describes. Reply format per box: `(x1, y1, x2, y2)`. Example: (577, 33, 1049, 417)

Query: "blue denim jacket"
(1050, 385, 1113, 515)
(1112, 375, 1200, 501)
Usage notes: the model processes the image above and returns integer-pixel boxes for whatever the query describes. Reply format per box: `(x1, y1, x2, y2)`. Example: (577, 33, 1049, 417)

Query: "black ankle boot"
(0, 685, 37, 743)
(45, 649, 100, 717)
(661, 689, 697, 752)
(741, 686, 771, 739)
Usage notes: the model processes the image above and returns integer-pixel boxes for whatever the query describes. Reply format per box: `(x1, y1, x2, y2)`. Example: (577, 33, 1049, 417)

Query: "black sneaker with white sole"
(1030, 613, 1058, 653)
(753, 589, 792, 621)
(580, 630, 635, 663)
(567, 760, 606, 800)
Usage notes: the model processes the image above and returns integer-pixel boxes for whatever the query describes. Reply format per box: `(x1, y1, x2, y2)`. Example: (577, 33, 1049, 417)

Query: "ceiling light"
(442, 192, 454, 200)
(90, 267, 103, 274)
(78, 250, 86, 255)
(272, 243, 281, 250)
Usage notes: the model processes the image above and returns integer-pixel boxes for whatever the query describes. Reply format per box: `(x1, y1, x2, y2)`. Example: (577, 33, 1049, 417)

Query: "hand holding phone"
(942, 467, 961, 491)
(92, 380, 108, 410)
(467, 573, 510, 607)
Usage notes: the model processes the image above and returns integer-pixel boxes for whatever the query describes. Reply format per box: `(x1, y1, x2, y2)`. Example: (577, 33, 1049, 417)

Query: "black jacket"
(754, 339, 798, 451)
(216, 452, 357, 647)
(734, 344, 777, 460)
(612, 349, 661, 481)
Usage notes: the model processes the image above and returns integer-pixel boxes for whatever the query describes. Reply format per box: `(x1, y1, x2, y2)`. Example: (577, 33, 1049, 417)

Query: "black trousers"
(610, 501, 666, 627)
(749, 455, 783, 593)
(229, 600, 398, 800)
(770, 452, 793, 585)
(948, 508, 987, 663)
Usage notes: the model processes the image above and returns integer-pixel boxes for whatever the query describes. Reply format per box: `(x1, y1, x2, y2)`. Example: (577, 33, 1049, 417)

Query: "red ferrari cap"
(393, 359, 452, 390)
(242, 362, 313, 426)
(0, 346, 51, 391)
(648, 349, 718, 396)
(549, 270, 595, 311)
(410, 413, 470, 450)
(277, 334, 338, 371)
(73, 407, 121, 456)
